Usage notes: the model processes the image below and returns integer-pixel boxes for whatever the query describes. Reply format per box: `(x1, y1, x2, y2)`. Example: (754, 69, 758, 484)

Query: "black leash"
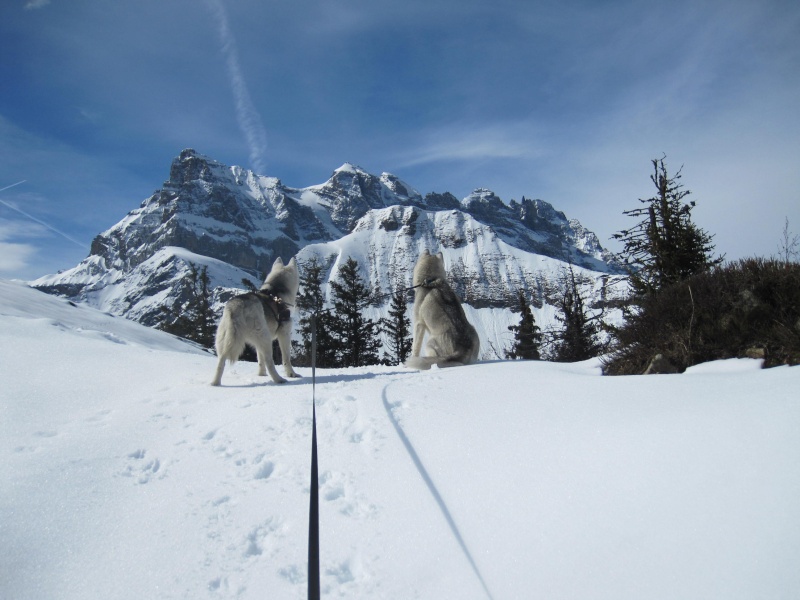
(308, 314, 320, 600)
(372, 282, 427, 304)
(305, 281, 425, 598)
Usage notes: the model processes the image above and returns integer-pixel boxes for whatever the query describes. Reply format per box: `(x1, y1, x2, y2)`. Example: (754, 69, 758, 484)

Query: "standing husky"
(211, 257, 300, 386)
(405, 250, 480, 370)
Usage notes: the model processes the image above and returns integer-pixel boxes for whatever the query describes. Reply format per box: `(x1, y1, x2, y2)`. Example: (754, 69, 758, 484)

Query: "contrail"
(0, 181, 88, 249)
(204, 0, 269, 175)
(0, 181, 27, 194)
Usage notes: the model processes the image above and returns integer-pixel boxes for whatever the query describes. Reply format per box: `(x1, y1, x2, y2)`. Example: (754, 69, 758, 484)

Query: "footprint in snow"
(119, 449, 164, 484)
(242, 518, 282, 558)
(253, 460, 275, 480)
(319, 471, 377, 518)
(85, 409, 112, 424)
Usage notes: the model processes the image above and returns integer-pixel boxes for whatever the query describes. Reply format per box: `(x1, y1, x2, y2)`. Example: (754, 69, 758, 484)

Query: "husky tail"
(210, 308, 246, 386)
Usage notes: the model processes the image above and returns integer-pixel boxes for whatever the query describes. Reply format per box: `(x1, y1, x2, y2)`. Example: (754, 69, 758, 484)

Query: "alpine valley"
(32, 149, 626, 359)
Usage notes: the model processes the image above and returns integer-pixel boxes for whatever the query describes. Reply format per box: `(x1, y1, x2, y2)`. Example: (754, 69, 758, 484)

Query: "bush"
(603, 258, 800, 374)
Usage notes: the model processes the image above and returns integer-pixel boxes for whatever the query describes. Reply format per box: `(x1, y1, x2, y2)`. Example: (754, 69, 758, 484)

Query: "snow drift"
(2, 279, 799, 599)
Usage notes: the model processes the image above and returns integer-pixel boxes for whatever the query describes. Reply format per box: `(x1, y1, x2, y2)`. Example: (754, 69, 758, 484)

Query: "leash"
(305, 280, 427, 598)
(308, 314, 320, 600)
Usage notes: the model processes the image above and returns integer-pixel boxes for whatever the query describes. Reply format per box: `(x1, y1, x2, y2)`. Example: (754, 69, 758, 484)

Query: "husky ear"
(421, 249, 430, 257)
(436, 252, 444, 262)
(287, 257, 297, 270)
(272, 256, 285, 270)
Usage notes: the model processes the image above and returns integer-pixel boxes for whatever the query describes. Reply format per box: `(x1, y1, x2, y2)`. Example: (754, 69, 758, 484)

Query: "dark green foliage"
(552, 267, 602, 362)
(613, 157, 721, 296)
(505, 290, 542, 360)
(328, 257, 382, 367)
(158, 263, 216, 348)
(382, 287, 413, 365)
(293, 257, 337, 367)
(603, 258, 800, 374)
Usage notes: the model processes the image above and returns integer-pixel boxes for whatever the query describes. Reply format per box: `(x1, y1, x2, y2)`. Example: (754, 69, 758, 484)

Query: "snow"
(2, 278, 799, 600)
(333, 163, 361, 175)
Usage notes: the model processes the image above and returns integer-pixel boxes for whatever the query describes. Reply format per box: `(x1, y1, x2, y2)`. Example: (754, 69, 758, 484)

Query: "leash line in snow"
(380, 382, 495, 600)
(307, 314, 320, 600)
(304, 281, 436, 599)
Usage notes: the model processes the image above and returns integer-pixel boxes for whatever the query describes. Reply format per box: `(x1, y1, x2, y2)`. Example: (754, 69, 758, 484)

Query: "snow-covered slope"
(2, 279, 799, 600)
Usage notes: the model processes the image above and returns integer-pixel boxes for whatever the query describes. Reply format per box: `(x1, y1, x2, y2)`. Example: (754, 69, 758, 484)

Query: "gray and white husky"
(211, 256, 300, 386)
(405, 250, 480, 370)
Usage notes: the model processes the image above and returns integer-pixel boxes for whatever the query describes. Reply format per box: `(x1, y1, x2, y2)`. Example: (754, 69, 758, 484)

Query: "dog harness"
(254, 288, 291, 325)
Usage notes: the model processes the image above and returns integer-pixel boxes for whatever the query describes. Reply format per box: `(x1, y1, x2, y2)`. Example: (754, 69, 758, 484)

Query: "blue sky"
(1, 0, 798, 280)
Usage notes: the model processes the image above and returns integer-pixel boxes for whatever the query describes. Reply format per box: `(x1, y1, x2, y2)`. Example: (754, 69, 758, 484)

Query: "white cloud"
(395, 121, 544, 168)
(0, 241, 36, 272)
(24, 0, 50, 9)
(0, 220, 42, 272)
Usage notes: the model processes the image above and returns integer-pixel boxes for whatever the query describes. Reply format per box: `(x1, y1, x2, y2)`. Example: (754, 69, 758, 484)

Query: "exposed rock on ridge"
(32, 149, 625, 348)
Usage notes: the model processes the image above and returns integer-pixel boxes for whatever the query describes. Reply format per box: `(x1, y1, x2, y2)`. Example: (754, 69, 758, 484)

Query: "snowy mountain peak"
(333, 162, 365, 174)
(33, 150, 624, 349)
(166, 148, 223, 187)
(379, 172, 422, 202)
(461, 188, 507, 213)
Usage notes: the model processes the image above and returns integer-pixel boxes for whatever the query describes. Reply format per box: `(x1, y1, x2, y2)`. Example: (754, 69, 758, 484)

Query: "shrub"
(603, 258, 800, 374)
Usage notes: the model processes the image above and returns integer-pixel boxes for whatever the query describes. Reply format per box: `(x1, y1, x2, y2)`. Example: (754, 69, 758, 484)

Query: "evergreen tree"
(293, 257, 337, 367)
(158, 263, 216, 349)
(328, 257, 382, 367)
(382, 286, 413, 365)
(505, 290, 542, 360)
(552, 266, 601, 362)
(192, 264, 216, 348)
(613, 157, 721, 295)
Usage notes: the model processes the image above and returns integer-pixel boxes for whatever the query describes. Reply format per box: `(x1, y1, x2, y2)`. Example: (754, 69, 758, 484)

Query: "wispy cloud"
(24, 0, 51, 10)
(0, 241, 36, 272)
(204, 0, 269, 175)
(395, 121, 544, 169)
(0, 219, 42, 273)
(0, 184, 87, 250)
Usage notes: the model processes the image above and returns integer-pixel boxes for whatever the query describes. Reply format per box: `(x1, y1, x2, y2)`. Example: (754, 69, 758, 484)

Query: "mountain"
(32, 149, 626, 357)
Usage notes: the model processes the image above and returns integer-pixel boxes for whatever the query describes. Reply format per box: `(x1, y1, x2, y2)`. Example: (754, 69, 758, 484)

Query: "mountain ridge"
(32, 149, 626, 358)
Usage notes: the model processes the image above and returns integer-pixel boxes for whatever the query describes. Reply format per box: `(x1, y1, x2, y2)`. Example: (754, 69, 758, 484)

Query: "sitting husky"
(211, 257, 301, 386)
(405, 250, 480, 370)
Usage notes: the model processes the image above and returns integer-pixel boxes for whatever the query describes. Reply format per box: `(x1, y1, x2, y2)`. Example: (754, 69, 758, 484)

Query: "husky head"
(413, 250, 447, 287)
(261, 256, 299, 305)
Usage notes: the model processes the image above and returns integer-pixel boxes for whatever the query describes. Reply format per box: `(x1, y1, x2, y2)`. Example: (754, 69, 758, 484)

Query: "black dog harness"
(254, 287, 291, 325)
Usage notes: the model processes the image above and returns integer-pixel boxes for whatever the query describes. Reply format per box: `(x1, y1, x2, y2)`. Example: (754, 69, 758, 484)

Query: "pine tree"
(328, 257, 382, 367)
(382, 286, 413, 365)
(613, 157, 720, 295)
(158, 263, 216, 349)
(192, 264, 216, 348)
(552, 266, 601, 362)
(505, 290, 542, 360)
(293, 257, 337, 367)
